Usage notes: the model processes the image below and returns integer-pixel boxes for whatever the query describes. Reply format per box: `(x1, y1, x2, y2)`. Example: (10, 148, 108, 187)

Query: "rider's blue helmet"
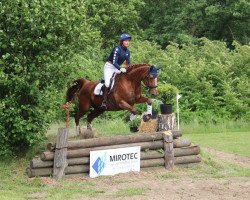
(119, 33, 132, 41)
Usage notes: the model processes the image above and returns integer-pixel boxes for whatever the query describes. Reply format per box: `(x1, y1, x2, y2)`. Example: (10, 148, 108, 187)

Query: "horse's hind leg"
(75, 109, 87, 136)
(86, 108, 105, 130)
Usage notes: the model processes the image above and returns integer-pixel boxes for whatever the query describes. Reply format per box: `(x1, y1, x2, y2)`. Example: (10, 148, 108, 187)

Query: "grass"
(0, 118, 249, 199)
(0, 159, 104, 199)
(188, 131, 250, 157)
(181, 118, 249, 134)
(47, 118, 131, 139)
(156, 150, 250, 180)
(93, 118, 131, 136)
(0, 151, 249, 199)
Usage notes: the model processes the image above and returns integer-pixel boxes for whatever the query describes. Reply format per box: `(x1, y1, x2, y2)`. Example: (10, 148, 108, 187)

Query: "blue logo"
(92, 153, 107, 175)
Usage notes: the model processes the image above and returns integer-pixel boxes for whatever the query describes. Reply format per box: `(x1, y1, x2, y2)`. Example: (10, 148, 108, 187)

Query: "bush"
(157, 83, 179, 104)
(129, 39, 250, 121)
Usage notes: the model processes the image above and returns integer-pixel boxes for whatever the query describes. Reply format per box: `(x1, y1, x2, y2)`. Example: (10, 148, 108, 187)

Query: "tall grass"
(48, 117, 249, 137)
(93, 118, 131, 136)
(181, 118, 249, 134)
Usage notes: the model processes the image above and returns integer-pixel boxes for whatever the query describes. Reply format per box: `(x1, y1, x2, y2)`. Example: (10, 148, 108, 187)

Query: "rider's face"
(122, 40, 130, 48)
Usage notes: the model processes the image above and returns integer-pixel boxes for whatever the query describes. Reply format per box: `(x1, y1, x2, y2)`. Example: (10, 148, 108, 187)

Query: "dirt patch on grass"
(204, 147, 250, 168)
(64, 168, 250, 200)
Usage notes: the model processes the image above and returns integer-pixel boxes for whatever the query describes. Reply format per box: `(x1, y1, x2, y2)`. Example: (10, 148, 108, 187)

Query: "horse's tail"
(66, 78, 85, 102)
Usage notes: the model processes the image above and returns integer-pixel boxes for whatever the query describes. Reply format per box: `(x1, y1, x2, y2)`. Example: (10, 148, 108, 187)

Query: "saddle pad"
(94, 83, 104, 96)
(94, 74, 116, 96)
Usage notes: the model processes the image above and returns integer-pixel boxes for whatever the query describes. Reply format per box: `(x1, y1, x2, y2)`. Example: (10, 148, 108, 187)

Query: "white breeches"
(104, 62, 121, 87)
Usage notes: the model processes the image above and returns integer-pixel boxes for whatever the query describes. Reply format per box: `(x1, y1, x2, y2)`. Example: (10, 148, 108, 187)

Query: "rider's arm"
(112, 47, 121, 70)
(126, 50, 130, 67)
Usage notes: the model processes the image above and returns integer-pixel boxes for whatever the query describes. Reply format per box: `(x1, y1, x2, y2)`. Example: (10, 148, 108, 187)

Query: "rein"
(106, 65, 157, 107)
(142, 67, 158, 90)
(127, 65, 158, 90)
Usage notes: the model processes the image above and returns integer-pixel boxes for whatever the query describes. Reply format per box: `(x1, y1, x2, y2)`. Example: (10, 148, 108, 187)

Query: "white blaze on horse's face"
(148, 74, 158, 96)
(155, 78, 158, 95)
(155, 77, 158, 86)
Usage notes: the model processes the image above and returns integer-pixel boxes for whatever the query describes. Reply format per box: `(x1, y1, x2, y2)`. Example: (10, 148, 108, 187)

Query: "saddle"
(94, 73, 117, 96)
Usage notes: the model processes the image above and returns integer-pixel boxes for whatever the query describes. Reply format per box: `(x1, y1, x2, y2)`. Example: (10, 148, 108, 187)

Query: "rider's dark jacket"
(107, 44, 130, 70)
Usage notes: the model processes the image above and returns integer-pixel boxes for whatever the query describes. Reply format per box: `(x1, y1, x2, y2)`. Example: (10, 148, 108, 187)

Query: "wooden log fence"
(26, 129, 201, 179)
(30, 146, 200, 169)
(27, 155, 201, 178)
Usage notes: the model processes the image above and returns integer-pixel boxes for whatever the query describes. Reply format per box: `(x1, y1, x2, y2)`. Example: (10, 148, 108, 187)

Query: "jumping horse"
(66, 64, 161, 135)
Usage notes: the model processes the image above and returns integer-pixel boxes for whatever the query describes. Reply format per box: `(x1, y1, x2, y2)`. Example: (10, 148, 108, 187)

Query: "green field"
(188, 131, 250, 157)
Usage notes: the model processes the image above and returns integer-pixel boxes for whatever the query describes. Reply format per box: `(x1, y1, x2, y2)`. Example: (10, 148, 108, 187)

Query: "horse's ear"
(156, 66, 162, 70)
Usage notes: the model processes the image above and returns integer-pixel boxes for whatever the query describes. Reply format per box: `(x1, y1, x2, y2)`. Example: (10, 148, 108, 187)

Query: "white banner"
(90, 146, 141, 178)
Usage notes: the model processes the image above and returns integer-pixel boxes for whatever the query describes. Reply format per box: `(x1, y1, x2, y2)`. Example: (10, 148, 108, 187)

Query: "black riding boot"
(101, 86, 108, 109)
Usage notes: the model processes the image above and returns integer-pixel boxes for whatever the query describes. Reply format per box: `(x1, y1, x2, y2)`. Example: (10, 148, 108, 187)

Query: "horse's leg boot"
(101, 86, 108, 109)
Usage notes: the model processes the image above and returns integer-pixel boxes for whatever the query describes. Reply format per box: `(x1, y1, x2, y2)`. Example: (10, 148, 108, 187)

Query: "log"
(173, 138, 191, 148)
(31, 157, 90, 169)
(141, 145, 200, 159)
(158, 113, 176, 131)
(42, 141, 163, 161)
(47, 131, 182, 151)
(174, 145, 200, 157)
(140, 158, 163, 168)
(26, 167, 52, 178)
(53, 128, 68, 180)
(30, 158, 53, 168)
(174, 155, 202, 165)
(163, 131, 174, 170)
(27, 155, 201, 178)
(41, 138, 191, 161)
(31, 146, 200, 169)
(141, 155, 202, 167)
(27, 165, 89, 178)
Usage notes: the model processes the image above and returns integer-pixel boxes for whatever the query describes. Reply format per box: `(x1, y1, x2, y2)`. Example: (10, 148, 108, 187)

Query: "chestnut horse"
(66, 64, 161, 135)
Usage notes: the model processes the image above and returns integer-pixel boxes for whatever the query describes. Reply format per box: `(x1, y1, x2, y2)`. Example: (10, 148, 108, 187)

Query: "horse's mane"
(127, 63, 150, 72)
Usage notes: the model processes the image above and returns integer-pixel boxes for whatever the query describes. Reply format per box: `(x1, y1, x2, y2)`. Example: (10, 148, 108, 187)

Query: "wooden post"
(163, 131, 174, 170)
(158, 113, 176, 131)
(53, 128, 68, 180)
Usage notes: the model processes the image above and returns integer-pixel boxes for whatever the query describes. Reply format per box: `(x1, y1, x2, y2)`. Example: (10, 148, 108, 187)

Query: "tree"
(85, 0, 144, 49)
(140, 0, 250, 46)
(0, 0, 101, 156)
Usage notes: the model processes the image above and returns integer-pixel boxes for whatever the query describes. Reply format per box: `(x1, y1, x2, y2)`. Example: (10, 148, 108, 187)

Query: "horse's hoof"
(129, 113, 137, 121)
(76, 125, 80, 136)
(80, 128, 95, 139)
(142, 114, 151, 122)
(87, 123, 93, 131)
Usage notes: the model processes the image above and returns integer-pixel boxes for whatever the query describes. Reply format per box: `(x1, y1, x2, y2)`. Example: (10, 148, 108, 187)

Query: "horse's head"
(143, 65, 162, 97)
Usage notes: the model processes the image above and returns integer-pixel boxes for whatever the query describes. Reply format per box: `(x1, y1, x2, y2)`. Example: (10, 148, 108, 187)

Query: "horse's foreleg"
(136, 96, 152, 105)
(118, 100, 137, 115)
(87, 108, 105, 130)
(136, 96, 153, 115)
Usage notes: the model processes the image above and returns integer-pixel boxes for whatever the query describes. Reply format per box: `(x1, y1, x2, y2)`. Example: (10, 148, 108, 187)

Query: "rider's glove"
(120, 68, 127, 73)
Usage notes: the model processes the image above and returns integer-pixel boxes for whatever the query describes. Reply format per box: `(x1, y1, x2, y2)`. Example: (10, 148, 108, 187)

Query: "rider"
(101, 33, 131, 109)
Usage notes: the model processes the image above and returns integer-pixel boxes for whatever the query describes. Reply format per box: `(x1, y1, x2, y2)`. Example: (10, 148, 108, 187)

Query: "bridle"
(143, 67, 158, 90)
